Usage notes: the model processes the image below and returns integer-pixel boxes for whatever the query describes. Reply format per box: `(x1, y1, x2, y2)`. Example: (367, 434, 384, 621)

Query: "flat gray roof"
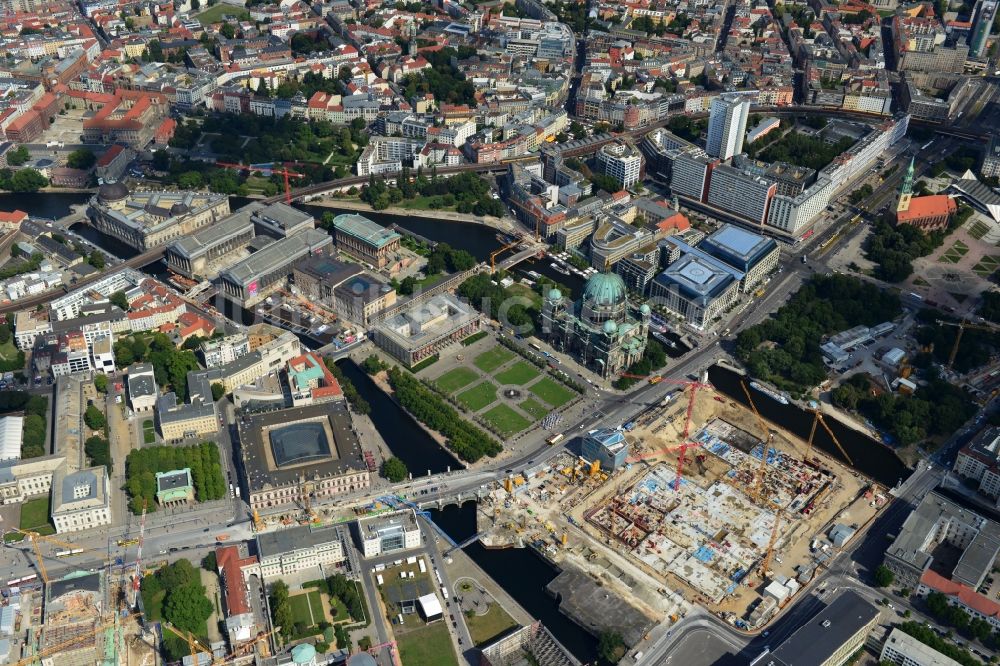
(169, 205, 259, 260)
(221, 228, 331, 287)
(770, 591, 878, 666)
(887, 491, 1000, 587)
(256, 523, 343, 558)
(332, 213, 401, 250)
(654, 254, 737, 304)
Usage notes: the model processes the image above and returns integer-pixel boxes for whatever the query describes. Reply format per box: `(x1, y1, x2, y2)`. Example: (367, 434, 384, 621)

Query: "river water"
(25, 192, 911, 662)
(429, 502, 601, 664)
(706, 365, 909, 487)
(0, 192, 89, 218)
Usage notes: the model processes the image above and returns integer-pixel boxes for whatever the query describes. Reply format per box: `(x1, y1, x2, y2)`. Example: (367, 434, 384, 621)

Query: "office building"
(127, 363, 158, 413)
(541, 273, 650, 379)
(200, 334, 251, 368)
(762, 591, 879, 666)
(595, 140, 644, 190)
(706, 164, 776, 226)
(670, 149, 716, 201)
(238, 401, 370, 514)
(198, 330, 300, 393)
(767, 177, 834, 235)
(982, 135, 1000, 179)
(156, 372, 218, 443)
(356, 509, 422, 558)
(883, 491, 1000, 589)
(256, 524, 346, 579)
(969, 0, 998, 57)
(706, 93, 751, 161)
(330, 213, 402, 269)
(372, 294, 482, 367)
(649, 254, 741, 328)
(581, 429, 629, 471)
(50, 466, 112, 534)
(880, 628, 962, 666)
(698, 225, 780, 292)
(953, 427, 1000, 504)
(219, 229, 332, 306)
(87, 182, 230, 252)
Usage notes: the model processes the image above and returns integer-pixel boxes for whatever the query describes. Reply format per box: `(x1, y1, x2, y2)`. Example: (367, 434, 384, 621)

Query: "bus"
(55, 549, 84, 558)
(546, 433, 564, 446)
(528, 342, 542, 351)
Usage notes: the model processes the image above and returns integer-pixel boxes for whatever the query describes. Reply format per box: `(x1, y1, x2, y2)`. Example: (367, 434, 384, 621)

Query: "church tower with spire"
(897, 157, 915, 215)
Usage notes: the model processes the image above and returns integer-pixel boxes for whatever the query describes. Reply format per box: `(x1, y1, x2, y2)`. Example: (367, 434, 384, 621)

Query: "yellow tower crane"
(936, 319, 1000, 369)
(740, 381, 774, 505)
(759, 508, 784, 578)
(3, 528, 94, 585)
(490, 238, 521, 273)
(804, 409, 854, 466)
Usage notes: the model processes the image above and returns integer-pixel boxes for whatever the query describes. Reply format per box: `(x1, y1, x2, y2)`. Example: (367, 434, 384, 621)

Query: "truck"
(418, 560, 427, 574)
(376, 574, 384, 586)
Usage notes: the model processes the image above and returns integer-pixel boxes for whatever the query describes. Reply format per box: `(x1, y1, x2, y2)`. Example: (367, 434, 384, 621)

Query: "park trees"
(381, 456, 408, 482)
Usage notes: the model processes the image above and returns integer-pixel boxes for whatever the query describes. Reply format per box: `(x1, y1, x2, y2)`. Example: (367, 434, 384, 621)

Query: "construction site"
(474, 378, 889, 629)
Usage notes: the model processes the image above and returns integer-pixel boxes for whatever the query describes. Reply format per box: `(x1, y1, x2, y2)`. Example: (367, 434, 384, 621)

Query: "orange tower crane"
(804, 409, 854, 466)
(759, 508, 784, 578)
(490, 238, 522, 272)
(214, 162, 305, 204)
(740, 381, 774, 505)
(624, 375, 713, 490)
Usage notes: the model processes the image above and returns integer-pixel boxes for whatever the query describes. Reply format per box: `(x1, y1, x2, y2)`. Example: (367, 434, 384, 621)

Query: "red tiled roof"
(216, 546, 257, 617)
(920, 570, 1000, 619)
(97, 144, 124, 167)
(897, 195, 956, 223)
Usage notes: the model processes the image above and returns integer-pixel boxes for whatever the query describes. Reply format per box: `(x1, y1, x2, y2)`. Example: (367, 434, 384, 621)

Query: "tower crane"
(804, 409, 854, 466)
(214, 162, 305, 205)
(12, 613, 143, 666)
(740, 381, 774, 505)
(624, 375, 713, 491)
(936, 318, 1000, 369)
(2, 528, 94, 585)
(490, 238, 522, 272)
(759, 508, 784, 578)
(129, 498, 148, 609)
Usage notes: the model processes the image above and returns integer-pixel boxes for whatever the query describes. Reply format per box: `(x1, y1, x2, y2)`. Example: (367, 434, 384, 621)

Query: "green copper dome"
(583, 272, 627, 308)
(291, 644, 316, 664)
(548, 288, 562, 301)
(640, 303, 651, 316)
(603, 320, 618, 335)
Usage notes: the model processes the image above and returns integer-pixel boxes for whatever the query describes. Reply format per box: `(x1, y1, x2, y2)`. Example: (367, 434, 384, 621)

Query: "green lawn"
(436, 367, 479, 393)
(973, 255, 1000, 277)
(482, 404, 532, 437)
(195, 4, 250, 24)
(529, 377, 576, 408)
(494, 361, 541, 386)
(15, 496, 55, 539)
(288, 591, 322, 628)
(0, 339, 18, 362)
(329, 595, 350, 623)
(474, 347, 515, 373)
(519, 398, 549, 420)
(457, 382, 497, 411)
(968, 220, 992, 240)
(466, 604, 518, 646)
(397, 621, 459, 666)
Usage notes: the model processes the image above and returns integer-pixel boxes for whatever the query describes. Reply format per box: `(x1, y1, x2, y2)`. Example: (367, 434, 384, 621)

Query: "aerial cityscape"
(0, 0, 997, 664)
